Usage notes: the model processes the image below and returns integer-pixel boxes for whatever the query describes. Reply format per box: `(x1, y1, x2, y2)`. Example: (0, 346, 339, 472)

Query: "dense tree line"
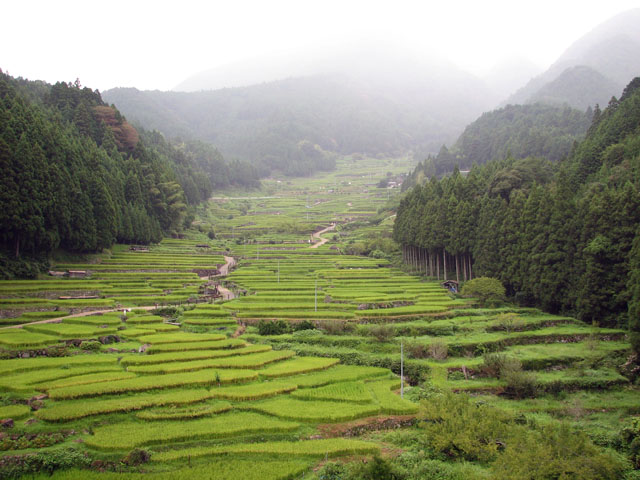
(0, 72, 252, 275)
(394, 79, 640, 350)
(405, 104, 591, 188)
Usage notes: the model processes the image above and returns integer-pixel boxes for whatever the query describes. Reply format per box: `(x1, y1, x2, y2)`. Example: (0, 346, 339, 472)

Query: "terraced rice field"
(1, 156, 637, 479)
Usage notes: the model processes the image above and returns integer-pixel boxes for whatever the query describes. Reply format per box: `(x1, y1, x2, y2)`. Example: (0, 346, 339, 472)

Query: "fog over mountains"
(103, 9, 640, 174)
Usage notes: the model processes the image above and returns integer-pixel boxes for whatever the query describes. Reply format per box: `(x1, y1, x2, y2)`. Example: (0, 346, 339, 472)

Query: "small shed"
(48, 271, 67, 277)
(441, 280, 459, 293)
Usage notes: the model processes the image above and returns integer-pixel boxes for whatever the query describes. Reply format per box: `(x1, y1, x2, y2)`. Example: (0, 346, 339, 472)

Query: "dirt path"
(0, 306, 156, 330)
(310, 223, 336, 249)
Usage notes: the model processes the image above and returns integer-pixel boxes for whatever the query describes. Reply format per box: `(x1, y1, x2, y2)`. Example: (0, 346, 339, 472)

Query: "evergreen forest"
(0, 72, 258, 276)
(394, 77, 640, 354)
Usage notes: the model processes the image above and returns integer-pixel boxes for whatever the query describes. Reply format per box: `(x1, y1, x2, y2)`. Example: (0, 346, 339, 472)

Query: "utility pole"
(277, 260, 280, 283)
(401, 340, 404, 399)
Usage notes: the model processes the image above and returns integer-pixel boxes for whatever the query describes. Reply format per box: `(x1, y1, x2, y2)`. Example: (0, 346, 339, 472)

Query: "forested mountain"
(394, 78, 640, 349)
(404, 103, 591, 185)
(505, 8, 640, 109)
(0, 72, 256, 276)
(103, 52, 499, 176)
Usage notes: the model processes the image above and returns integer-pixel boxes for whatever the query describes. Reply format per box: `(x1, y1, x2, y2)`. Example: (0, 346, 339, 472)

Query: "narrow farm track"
(310, 223, 336, 249)
(0, 305, 157, 330)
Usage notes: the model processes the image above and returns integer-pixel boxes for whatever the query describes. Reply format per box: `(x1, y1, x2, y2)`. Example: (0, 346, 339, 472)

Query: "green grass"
(209, 380, 298, 401)
(154, 438, 380, 462)
(290, 380, 374, 403)
(136, 400, 232, 420)
(259, 356, 340, 378)
(0, 404, 31, 419)
(48, 368, 258, 399)
(35, 389, 217, 422)
(127, 350, 295, 374)
(85, 412, 299, 450)
(243, 397, 380, 422)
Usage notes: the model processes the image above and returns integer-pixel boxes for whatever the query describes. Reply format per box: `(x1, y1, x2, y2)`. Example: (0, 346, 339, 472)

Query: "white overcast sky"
(2, 0, 639, 91)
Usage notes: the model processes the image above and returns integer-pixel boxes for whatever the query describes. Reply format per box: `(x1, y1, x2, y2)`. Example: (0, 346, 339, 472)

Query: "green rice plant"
(137, 332, 226, 344)
(33, 371, 137, 391)
(182, 317, 236, 326)
(0, 404, 31, 419)
(136, 400, 232, 420)
(24, 323, 118, 338)
(288, 365, 390, 388)
(243, 397, 380, 422)
(0, 355, 117, 375)
(63, 315, 122, 326)
(48, 368, 258, 399)
(121, 345, 271, 366)
(0, 330, 61, 347)
(291, 380, 374, 403)
(37, 459, 310, 480)
(154, 438, 380, 462)
(127, 350, 295, 374)
(125, 315, 166, 324)
(36, 389, 216, 422)
(367, 379, 419, 414)
(119, 328, 156, 338)
(85, 411, 299, 450)
(259, 356, 340, 378)
(0, 365, 124, 393)
(209, 380, 298, 401)
(147, 338, 246, 353)
(355, 305, 449, 317)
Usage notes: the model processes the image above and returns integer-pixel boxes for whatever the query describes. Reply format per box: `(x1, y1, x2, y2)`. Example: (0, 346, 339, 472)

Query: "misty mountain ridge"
(505, 8, 640, 108)
(104, 48, 502, 176)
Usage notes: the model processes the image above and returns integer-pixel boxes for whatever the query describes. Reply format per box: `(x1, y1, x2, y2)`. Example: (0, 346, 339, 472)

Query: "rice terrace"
(0, 153, 637, 480)
(3, 5, 640, 478)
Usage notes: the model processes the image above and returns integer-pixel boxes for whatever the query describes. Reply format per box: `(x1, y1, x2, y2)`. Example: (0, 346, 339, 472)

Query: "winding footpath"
(310, 223, 336, 249)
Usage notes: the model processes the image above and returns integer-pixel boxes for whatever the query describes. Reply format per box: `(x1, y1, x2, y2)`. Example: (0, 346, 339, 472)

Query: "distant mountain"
(528, 65, 621, 110)
(482, 56, 542, 100)
(104, 48, 499, 176)
(403, 103, 591, 187)
(506, 8, 640, 108)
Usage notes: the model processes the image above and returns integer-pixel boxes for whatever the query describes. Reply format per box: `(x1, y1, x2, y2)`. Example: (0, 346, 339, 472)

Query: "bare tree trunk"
(15, 235, 20, 258)
(436, 253, 440, 280)
(463, 253, 468, 281)
(468, 254, 473, 280)
(456, 254, 460, 283)
(443, 249, 447, 281)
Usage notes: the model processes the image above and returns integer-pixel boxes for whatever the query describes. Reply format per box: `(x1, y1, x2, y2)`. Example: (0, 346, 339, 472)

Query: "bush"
(294, 320, 315, 332)
(482, 353, 521, 378)
(257, 320, 291, 335)
(406, 341, 429, 359)
(79, 340, 101, 351)
(461, 277, 506, 307)
(492, 423, 628, 480)
(347, 455, 405, 480)
(369, 325, 395, 342)
(500, 362, 538, 399)
(428, 340, 448, 360)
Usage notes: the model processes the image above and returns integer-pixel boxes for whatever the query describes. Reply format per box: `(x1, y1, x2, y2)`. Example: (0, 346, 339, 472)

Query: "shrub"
(492, 423, 628, 480)
(406, 341, 429, 359)
(122, 449, 150, 466)
(491, 313, 522, 333)
(500, 361, 538, 399)
(347, 455, 405, 480)
(428, 340, 448, 360)
(369, 324, 394, 342)
(294, 320, 315, 331)
(79, 340, 101, 351)
(482, 353, 521, 378)
(461, 277, 506, 307)
(317, 462, 347, 480)
(258, 320, 291, 335)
